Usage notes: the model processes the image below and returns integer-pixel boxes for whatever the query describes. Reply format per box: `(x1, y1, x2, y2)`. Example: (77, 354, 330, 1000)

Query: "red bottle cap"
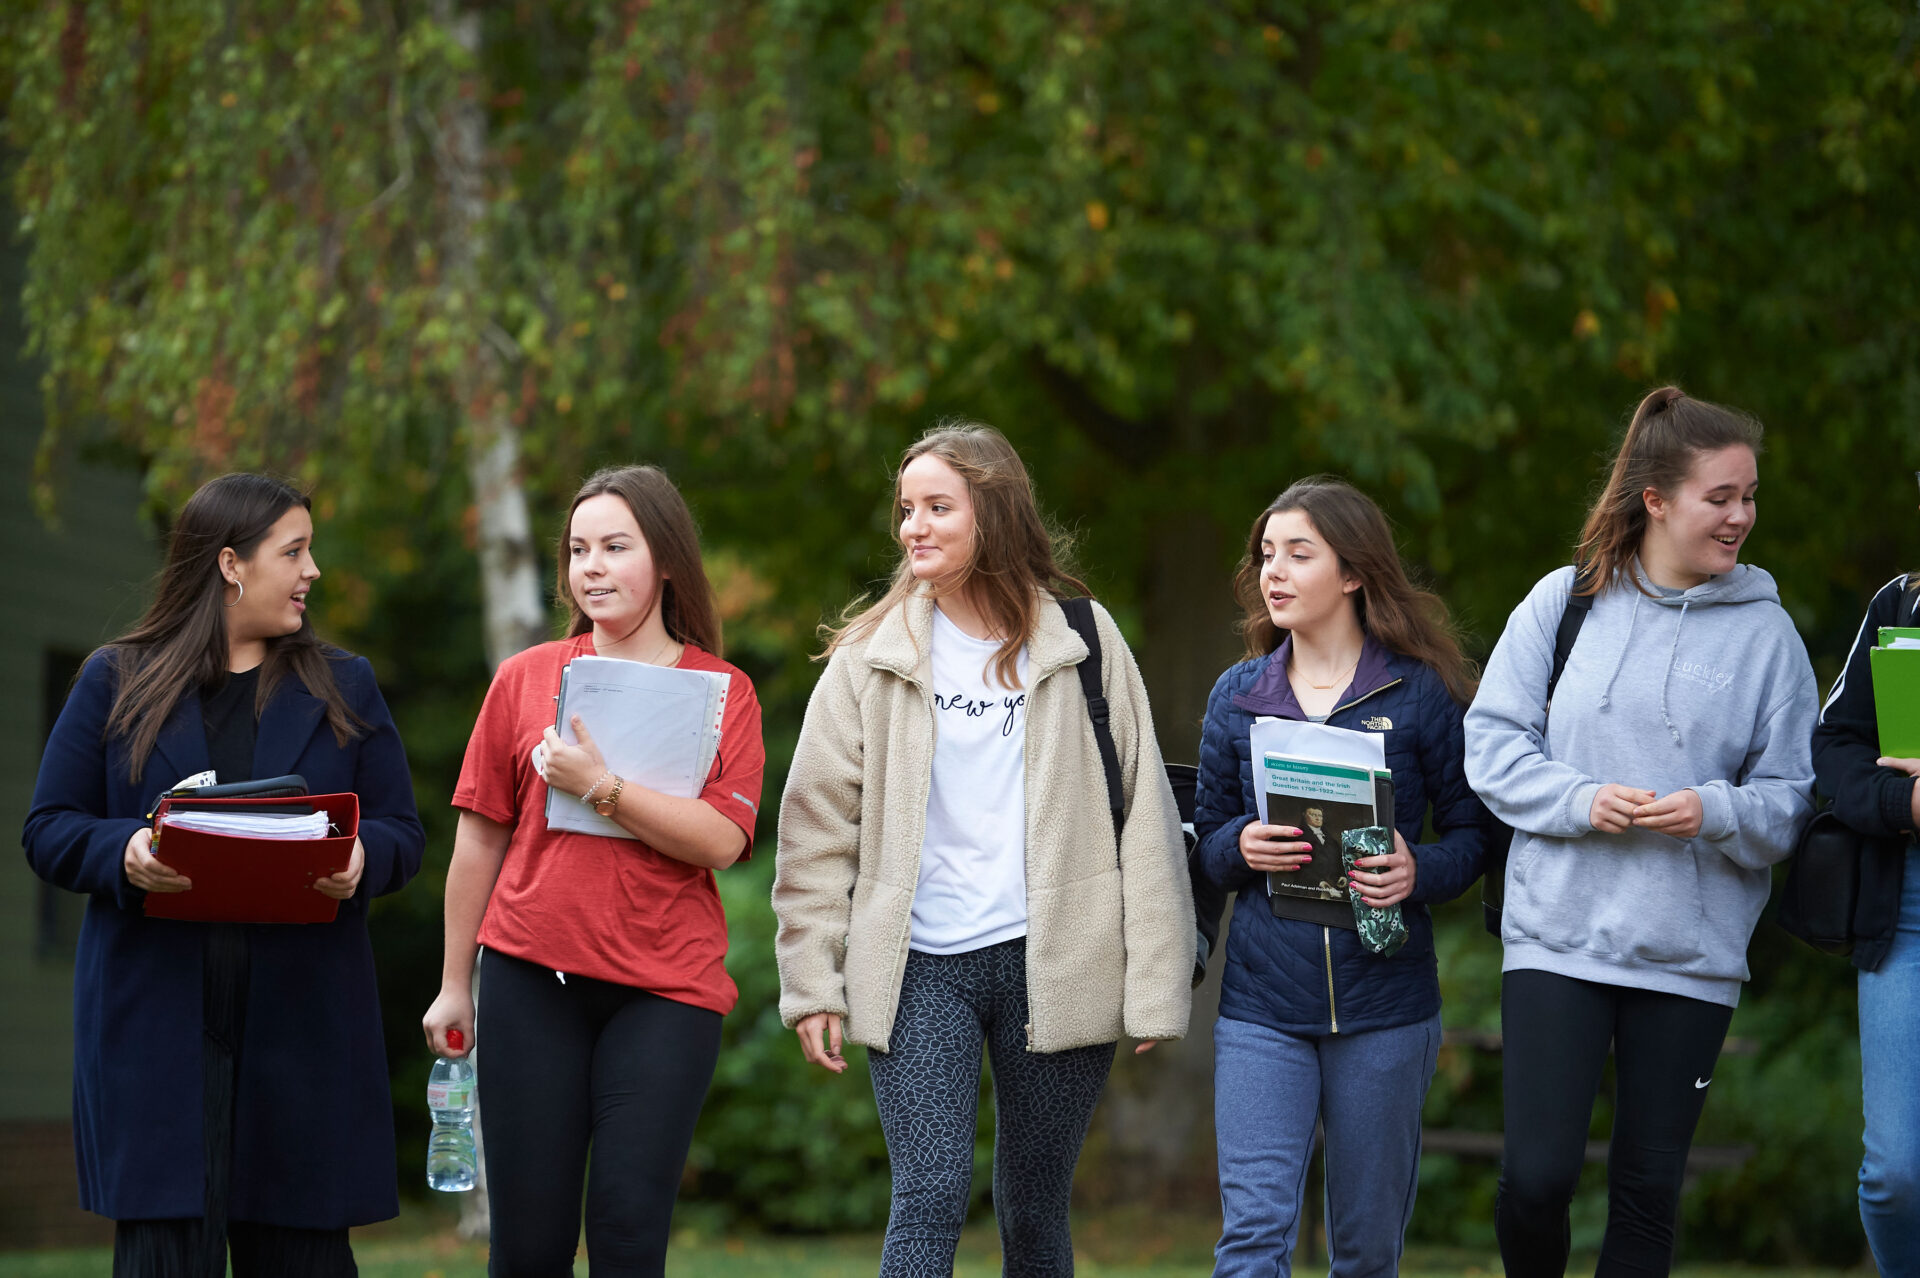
(446, 1028, 464, 1052)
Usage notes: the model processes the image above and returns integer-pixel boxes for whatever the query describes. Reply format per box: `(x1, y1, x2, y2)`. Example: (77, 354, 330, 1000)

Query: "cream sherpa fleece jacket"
(772, 590, 1195, 1053)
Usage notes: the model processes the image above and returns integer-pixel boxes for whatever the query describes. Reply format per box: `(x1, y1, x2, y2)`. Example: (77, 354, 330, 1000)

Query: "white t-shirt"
(909, 606, 1031, 954)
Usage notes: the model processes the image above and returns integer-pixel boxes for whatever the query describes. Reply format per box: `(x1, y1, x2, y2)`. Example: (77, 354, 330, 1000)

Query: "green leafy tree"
(10, 0, 1920, 1259)
(6, 0, 550, 666)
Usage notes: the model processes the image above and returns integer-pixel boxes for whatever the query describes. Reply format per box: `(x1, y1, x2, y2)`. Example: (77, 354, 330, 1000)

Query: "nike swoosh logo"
(1694, 1078, 1711, 1089)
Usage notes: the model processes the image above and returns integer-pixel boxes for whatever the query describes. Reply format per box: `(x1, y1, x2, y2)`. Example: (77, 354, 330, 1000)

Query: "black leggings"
(476, 949, 723, 1278)
(867, 939, 1115, 1278)
(1497, 969, 1734, 1278)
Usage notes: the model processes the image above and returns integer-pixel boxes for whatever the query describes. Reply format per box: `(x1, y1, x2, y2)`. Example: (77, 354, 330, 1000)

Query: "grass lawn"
(0, 1205, 1875, 1277)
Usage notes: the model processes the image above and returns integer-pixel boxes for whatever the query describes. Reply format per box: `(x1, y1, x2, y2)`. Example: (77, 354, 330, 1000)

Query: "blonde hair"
(822, 422, 1090, 687)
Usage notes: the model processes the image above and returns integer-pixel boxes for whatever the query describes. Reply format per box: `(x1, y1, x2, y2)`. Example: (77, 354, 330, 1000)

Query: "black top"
(1810, 573, 1920, 971)
(194, 663, 262, 1237)
(200, 665, 261, 786)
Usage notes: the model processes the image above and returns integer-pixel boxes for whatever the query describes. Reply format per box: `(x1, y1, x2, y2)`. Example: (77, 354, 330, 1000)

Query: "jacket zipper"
(1270, 676, 1388, 1037)
(1330, 678, 1403, 718)
(1323, 927, 1339, 1033)
(1320, 677, 1393, 1034)
(1274, 680, 1390, 1037)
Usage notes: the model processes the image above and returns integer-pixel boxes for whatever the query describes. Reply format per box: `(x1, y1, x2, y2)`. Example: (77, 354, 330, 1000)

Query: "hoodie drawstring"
(1597, 592, 1641, 711)
(1596, 589, 1691, 746)
(1658, 600, 1690, 744)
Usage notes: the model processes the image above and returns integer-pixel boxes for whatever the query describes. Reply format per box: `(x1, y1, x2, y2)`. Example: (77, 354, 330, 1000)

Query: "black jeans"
(476, 949, 723, 1278)
(1496, 969, 1734, 1278)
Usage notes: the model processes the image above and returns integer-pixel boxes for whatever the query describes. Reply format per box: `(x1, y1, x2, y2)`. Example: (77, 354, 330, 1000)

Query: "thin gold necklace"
(639, 633, 680, 666)
(597, 630, 680, 666)
(1292, 653, 1360, 691)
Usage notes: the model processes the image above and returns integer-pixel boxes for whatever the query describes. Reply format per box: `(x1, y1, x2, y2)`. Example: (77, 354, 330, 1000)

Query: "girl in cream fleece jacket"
(773, 423, 1194, 1277)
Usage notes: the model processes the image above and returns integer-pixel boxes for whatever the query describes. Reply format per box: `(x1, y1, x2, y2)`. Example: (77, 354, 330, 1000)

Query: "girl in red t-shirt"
(422, 466, 764, 1277)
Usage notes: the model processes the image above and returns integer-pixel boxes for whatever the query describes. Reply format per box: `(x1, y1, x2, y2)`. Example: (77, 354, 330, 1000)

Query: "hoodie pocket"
(1509, 834, 1707, 966)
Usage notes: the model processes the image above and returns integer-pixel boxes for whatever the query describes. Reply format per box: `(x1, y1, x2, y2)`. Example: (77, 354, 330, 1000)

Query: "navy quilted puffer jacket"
(1195, 635, 1489, 1036)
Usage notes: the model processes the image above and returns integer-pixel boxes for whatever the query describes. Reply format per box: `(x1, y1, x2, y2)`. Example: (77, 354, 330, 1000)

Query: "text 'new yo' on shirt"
(910, 606, 1032, 955)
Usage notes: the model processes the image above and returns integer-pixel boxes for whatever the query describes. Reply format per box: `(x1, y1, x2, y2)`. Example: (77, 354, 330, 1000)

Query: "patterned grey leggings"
(868, 938, 1115, 1278)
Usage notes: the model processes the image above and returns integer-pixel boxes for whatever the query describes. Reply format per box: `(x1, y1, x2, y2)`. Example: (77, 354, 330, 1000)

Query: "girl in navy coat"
(1195, 477, 1487, 1278)
(23, 473, 424, 1278)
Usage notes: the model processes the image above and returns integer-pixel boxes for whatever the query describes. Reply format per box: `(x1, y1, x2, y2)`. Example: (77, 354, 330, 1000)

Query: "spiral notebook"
(543, 656, 731, 839)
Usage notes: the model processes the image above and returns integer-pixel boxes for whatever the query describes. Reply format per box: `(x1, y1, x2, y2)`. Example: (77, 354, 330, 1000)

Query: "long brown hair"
(104, 473, 363, 783)
(823, 421, 1090, 688)
(557, 465, 724, 656)
(1234, 476, 1478, 703)
(1574, 386, 1765, 596)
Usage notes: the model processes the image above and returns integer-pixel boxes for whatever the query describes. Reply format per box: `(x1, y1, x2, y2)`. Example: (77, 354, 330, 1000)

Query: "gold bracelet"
(579, 770, 612, 807)
(593, 775, 626, 818)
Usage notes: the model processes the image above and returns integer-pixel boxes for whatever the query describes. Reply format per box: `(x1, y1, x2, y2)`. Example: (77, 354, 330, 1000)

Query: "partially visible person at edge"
(1811, 554, 1920, 1276)
(422, 465, 764, 1278)
(23, 472, 425, 1278)
(1465, 387, 1817, 1278)
(1193, 477, 1490, 1277)
(771, 422, 1195, 1277)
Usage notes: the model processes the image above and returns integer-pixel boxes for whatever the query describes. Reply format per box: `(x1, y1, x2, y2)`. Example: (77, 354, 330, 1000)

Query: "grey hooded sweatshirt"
(1465, 563, 1817, 1006)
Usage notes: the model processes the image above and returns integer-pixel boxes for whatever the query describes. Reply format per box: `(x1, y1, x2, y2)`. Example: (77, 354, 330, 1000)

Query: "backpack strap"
(1059, 597, 1126, 847)
(1546, 573, 1596, 703)
(1484, 569, 1596, 936)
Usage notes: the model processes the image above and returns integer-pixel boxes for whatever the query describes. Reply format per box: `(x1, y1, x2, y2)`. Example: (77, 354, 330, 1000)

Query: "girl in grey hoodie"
(1465, 387, 1817, 1278)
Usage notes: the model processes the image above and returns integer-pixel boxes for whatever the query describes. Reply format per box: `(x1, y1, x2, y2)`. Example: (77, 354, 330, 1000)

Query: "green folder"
(1878, 627, 1920, 645)
(1870, 644, 1920, 758)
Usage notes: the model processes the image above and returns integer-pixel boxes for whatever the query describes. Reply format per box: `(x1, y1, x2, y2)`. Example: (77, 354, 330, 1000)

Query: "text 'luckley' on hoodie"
(1464, 562, 1818, 1007)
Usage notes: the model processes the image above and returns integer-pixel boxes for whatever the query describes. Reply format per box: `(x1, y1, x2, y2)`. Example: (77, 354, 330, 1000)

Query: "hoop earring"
(224, 580, 244, 608)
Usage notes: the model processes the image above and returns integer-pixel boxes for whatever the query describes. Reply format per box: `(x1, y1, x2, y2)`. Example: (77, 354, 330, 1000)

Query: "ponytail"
(1573, 386, 1765, 596)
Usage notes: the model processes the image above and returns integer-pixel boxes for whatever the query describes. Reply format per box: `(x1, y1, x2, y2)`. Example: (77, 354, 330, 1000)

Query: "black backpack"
(1775, 578, 1920, 957)
(1058, 598, 1217, 987)
(1482, 582, 1594, 936)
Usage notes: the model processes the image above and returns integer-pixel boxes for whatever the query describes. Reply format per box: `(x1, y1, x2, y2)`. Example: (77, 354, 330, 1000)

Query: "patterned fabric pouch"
(1341, 827, 1408, 957)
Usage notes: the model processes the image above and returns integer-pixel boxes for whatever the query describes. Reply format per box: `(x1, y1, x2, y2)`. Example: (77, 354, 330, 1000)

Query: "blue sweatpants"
(1212, 1012, 1442, 1278)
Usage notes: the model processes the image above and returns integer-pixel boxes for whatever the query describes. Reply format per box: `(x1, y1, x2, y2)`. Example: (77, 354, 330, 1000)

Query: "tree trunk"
(434, 3, 541, 1237)
(1086, 508, 1245, 1207)
(1140, 508, 1243, 765)
(434, 3, 544, 673)
(438, 2, 544, 673)
(466, 418, 547, 671)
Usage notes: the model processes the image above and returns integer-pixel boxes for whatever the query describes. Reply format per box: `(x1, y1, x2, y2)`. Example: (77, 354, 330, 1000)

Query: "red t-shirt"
(453, 634, 764, 1014)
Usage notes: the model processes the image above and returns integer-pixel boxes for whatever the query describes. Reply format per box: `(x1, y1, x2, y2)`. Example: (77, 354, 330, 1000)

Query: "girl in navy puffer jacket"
(1195, 477, 1488, 1278)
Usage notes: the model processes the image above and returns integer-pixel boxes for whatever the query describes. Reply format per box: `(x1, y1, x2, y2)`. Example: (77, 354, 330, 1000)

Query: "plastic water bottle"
(426, 1029, 477, 1192)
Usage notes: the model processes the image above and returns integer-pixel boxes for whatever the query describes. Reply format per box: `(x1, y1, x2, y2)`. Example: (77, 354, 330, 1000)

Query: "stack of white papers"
(1248, 719, 1386, 824)
(160, 809, 331, 840)
(544, 656, 732, 840)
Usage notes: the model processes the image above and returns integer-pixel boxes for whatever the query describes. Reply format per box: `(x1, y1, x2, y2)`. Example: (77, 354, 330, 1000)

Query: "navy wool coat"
(1195, 636, 1489, 1036)
(23, 650, 424, 1227)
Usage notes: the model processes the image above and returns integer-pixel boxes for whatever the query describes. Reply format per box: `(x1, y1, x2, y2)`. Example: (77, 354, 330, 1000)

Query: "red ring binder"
(145, 791, 361, 923)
